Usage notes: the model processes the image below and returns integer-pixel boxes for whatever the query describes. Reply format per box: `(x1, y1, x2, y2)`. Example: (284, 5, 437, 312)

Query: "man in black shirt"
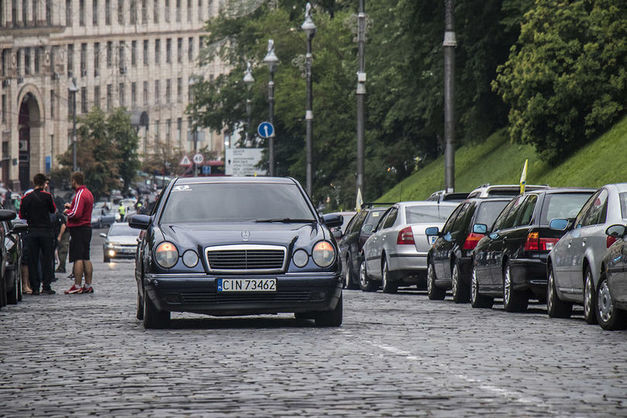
(19, 174, 57, 295)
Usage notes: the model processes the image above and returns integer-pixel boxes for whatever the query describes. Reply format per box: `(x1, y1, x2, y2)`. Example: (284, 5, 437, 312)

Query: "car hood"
(159, 222, 329, 251)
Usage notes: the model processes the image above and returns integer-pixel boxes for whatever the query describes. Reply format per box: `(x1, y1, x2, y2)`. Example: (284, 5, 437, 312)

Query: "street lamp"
(188, 76, 199, 176)
(263, 40, 278, 176)
(243, 62, 255, 147)
(68, 77, 79, 172)
(443, 0, 457, 192)
(356, 0, 366, 206)
(302, 2, 316, 196)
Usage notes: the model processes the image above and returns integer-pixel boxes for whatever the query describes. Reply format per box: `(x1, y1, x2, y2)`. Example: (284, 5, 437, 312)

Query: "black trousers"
(28, 229, 55, 291)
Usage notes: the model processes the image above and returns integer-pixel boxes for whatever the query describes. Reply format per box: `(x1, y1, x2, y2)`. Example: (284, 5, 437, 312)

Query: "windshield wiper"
(255, 218, 316, 223)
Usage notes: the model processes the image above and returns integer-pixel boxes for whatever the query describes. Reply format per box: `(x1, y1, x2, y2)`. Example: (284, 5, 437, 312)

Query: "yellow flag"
(356, 188, 364, 212)
(519, 159, 528, 194)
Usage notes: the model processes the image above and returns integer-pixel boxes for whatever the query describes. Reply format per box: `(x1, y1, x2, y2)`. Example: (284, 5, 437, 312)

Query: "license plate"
(429, 236, 437, 245)
(217, 278, 277, 292)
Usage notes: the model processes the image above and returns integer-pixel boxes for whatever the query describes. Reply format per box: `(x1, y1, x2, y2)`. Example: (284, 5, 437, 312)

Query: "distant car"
(426, 190, 469, 203)
(327, 211, 356, 240)
(467, 184, 549, 199)
(426, 197, 512, 302)
(338, 206, 389, 289)
(472, 188, 594, 312)
(101, 223, 141, 262)
(360, 201, 459, 293)
(547, 183, 627, 324)
(597, 224, 627, 330)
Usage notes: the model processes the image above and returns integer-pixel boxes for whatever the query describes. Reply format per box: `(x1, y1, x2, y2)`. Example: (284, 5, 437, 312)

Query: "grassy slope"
(377, 116, 627, 202)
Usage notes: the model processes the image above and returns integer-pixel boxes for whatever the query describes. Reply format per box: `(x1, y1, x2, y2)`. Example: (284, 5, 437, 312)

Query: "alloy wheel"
(597, 279, 613, 323)
(359, 261, 367, 288)
(504, 265, 512, 305)
(583, 270, 597, 324)
(547, 271, 554, 313)
(451, 265, 459, 298)
(471, 268, 478, 304)
(427, 264, 434, 294)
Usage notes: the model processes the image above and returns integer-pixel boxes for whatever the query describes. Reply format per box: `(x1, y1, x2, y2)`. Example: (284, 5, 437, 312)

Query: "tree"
(108, 108, 140, 192)
(493, 0, 626, 162)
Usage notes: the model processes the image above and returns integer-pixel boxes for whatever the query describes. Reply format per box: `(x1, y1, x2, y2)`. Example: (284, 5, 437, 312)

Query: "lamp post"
(68, 77, 79, 172)
(443, 0, 456, 192)
(302, 2, 316, 196)
(188, 76, 199, 176)
(356, 0, 366, 206)
(243, 62, 255, 147)
(263, 40, 278, 176)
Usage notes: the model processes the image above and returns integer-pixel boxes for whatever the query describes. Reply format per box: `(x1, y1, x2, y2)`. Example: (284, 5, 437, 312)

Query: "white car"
(100, 223, 141, 262)
(359, 201, 459, 293)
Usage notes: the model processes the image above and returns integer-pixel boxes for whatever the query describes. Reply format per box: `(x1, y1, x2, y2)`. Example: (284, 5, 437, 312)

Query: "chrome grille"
(206, 245, 286, 273)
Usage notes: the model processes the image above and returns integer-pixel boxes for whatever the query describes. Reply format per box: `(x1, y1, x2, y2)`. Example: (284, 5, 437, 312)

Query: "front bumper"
(144, 272, 342, 315)
(509, 256, 548, 297)
(104, 245, 137, 259)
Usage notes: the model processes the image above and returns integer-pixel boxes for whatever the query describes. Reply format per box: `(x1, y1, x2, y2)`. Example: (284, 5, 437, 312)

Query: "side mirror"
(128, 214, 152, 230)
(332, 229, 342, 239)
(11, 222, 28, 234)
(549, 218, 569, 231)
(425, 226, 440, 236)
(473, 223, 488, 234)
(99, 233, 107, 238)
(606, 224, 626, 238)
(0, 209, 16, 222)
(322, 214, 343, 229)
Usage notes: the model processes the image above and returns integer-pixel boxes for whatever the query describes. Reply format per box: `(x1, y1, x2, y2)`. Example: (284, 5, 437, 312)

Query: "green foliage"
(493, 0, 626, 163)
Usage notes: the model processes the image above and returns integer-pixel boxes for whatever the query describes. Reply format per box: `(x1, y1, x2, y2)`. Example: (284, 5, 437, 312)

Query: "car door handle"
(567, 240, 572, 249)
(582, 238, 586, 247)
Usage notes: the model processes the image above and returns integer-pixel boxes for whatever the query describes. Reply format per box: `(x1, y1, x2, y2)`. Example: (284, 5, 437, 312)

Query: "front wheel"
(427, 262, 445, 300)
(546, 266, 572, 318)
(381, 260, 398, 294)
(143, 293, 170, 329)
(596, 274, 627, 330)
(583, 267, 598, 324)
(359, 259, 378, 292)
(470, 266, 493, 309)
(315, 294, 343, 327)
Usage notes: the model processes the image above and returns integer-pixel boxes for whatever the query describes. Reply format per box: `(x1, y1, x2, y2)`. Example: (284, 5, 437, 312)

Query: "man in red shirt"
(63, 172, 95, 294)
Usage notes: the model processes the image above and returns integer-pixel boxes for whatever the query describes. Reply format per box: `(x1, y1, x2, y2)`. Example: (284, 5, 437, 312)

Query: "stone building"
(0, 0, 225, 191)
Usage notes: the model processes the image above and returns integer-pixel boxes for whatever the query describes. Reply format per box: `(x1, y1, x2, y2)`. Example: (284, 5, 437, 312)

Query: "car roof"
(606, 183, 627, 193)
(527, 187, 596, 195)
(396, 201, 459, 208)
(174, 176, 297, 185)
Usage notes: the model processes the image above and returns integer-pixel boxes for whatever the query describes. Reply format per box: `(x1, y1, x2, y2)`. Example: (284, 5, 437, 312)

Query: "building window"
(177, 77, 182, 102)
(154, 120, 160, 141)
(177, 38, 183, 63)
(106, 84, 112, 110)
(119, 41, 126, 73)
(166, 79, 171, 102)
(93, 0, 98, 25)
(131, 41, 137, 66)
(94, 42, 100, 76)
(105, 0, 111, 24)
(117, 0, 123, 24)
(106, 41, 112, 67)
(80, 87, 87, 113)
(187, 0, 192, 22)
(166, 39, 171, 64)
(131, 82, 137, 108)
(188, 37, 193, 62)
(80, 43, 87, 76)
(50, 46, 57, 73)
(24, 48, 31, 75)
(154, 80, 160, 104)
(177, 117, 182, 144)
(166, 119, 171, 143)
(143, 81, 148, 105)
(34, 47, 41, 73)
(153, 0, 159, 23)
(143, 40, 148, 66)
(94, 85, 101, 108)
(176, 0, 181, 22)
(141, 0, 147, 23)
(165, 0, 170, 23)
(154, 39, 160, 64)
(119, 82, 125, 107)
(65, 0, 72, 26)
(46, 0, 52, 25)
(79, 0, 85, 26)
(50, 91, 54, 118)
(67, 44, 73, 76)
(32, 0, 38, 24)
(130, 0, 137, 24)
(0, 50, 6, 77)
(16, 50, 22, 76)
(1, 94, 6, 123)
(198, 0, 202, 21)
(22, 0, 28, 25)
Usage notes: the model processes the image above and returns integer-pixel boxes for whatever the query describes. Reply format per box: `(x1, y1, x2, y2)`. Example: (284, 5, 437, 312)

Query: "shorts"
(69, 226, 92, 262)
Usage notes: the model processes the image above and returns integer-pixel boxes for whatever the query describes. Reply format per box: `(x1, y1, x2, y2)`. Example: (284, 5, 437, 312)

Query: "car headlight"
(312, 241, 335, 268)
(155, 242, 178, 268)
(292, 249, 309, 268)
(182, 250, 199, 268)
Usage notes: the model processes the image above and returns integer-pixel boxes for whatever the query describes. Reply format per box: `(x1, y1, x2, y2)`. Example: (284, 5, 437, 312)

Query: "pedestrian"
(18, 173, 57, 295)
(118, 202, 126, 222)
(53, 198, 69, 274)
(64, 172, 95, 294)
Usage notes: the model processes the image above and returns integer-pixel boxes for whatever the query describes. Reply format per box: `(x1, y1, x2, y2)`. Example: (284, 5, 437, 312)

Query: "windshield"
(475, 200, 510, 227)
(160, 182, 314, 223)
(541, 193, 593, 225)
(405, 205, 456, 224)
(620, 193, 627, 220)
(363, 209, 385, 231)
(108, 224, 139, 236)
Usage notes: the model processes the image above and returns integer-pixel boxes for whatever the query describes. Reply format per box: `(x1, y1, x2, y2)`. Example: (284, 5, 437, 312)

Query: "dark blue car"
(129, 177, 344, 328)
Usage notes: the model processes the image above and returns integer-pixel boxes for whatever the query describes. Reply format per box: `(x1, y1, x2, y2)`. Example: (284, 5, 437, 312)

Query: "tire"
(7, 270, 18, 305)
(136, 291, 144, 320)
(315, 294, 343, 327)
(470, 265, 493, 309)
(596, 273, 627, 330)
(503, 262, 528, 312)
(381, 259, 398, 294)
(104, 256, 110, 263)
(143, 293, 170, 329)
(451, 262, 469, 303)
(344, 254, 359, 290)
(427, 262, 445, 300)
(359, 259, 378, 292)
(583, 267, 598, 325)
(546, 265, 572, 318)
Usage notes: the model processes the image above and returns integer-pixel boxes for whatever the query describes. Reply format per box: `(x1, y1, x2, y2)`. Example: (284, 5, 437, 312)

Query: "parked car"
(338, 206, 389, 289)
(427, 190, 469, 203)
(100, 222, 141, 262)
(471, 188, 594, 311)
(3, 217, 27, 305)
(360, 201, 459, 293)
(596, 224, 627, 330)
(426, 197, 512, 302)
(546, 183, 627, 324)
(0, 209, 19, 308)
(129, 176, 344, 329)
(327, 211, 356, 240)
(467, 184, 549, 199)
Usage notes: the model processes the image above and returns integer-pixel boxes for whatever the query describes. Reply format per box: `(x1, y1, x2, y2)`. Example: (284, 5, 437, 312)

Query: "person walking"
(64, 172, 95, 294)
(54, 199, 69, 274)
(118, 202, 126, 222)
(19, 173, 57, 295)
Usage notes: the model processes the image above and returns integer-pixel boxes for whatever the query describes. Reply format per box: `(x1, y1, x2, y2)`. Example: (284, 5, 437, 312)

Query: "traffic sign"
(192, 153, 204, 164)
(179, 155, 192, 167)
(257, 122, 274, 138)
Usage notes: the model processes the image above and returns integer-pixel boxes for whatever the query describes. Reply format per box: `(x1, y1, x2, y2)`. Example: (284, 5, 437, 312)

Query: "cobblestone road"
(1, 232, 626, 416)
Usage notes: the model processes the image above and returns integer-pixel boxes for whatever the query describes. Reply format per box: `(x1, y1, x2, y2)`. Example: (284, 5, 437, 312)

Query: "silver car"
(547, 183, 627, 324)
(100, 223, 141, 262)
(360, 201, 458, 293)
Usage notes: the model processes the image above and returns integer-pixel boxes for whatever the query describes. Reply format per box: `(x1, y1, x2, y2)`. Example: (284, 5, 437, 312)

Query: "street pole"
(243, 62, 255, 148)
(302, 3, 316, 196)
(356, 0, 366, 203)
(263, 40, 278, 177)
(443, 0, 456, 192)
(193, 129, 198, 176)
(68, 77, 79, 172)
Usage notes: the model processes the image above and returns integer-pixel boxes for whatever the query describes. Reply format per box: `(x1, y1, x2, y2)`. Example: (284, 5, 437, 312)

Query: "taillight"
(397, 226, 415, 245)
(607, 235, 617, 248)
(524, 232, 559, 252)
(463, 233, 484, 250)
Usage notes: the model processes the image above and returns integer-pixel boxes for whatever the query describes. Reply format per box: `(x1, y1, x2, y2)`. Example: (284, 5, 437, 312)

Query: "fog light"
(292, 249, 309, 267)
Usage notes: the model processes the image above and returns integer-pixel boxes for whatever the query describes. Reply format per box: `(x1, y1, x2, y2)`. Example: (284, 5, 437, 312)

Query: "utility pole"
(68, 77, 79, 172)
(263, 40, 278, 176)
(443, 0, 456, 192)
(356, 0, 366, 203)
(302, 3, 316, 196)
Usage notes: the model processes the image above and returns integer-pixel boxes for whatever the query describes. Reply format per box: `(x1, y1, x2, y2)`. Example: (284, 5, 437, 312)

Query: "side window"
(442, 204, 463, 234)
(347, 211, 364, 235)
(382, 208, 398, 229)
(493, 196, 522, 231)
(515, 195, 538, 227)
(451, 203, 472, 234)
(582, 189, 608, 226)
(575, 191, 598, 228)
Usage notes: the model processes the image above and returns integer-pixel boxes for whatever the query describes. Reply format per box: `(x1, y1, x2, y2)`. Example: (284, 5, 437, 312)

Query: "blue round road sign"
(257, 122, 275, 138)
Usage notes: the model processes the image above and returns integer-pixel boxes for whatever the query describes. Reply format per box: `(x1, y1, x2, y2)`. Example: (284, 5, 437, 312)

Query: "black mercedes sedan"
(129, 177, 344, 328)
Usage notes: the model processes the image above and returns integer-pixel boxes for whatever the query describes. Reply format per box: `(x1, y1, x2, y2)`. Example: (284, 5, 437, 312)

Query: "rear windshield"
(160, 183, 314, 223)
(475, 200, 510, 227)
(541, 193, 593, 225)
(108, 225, 139, 236)
(620, 193, 627, 219)
(405, 205, 456, 224)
